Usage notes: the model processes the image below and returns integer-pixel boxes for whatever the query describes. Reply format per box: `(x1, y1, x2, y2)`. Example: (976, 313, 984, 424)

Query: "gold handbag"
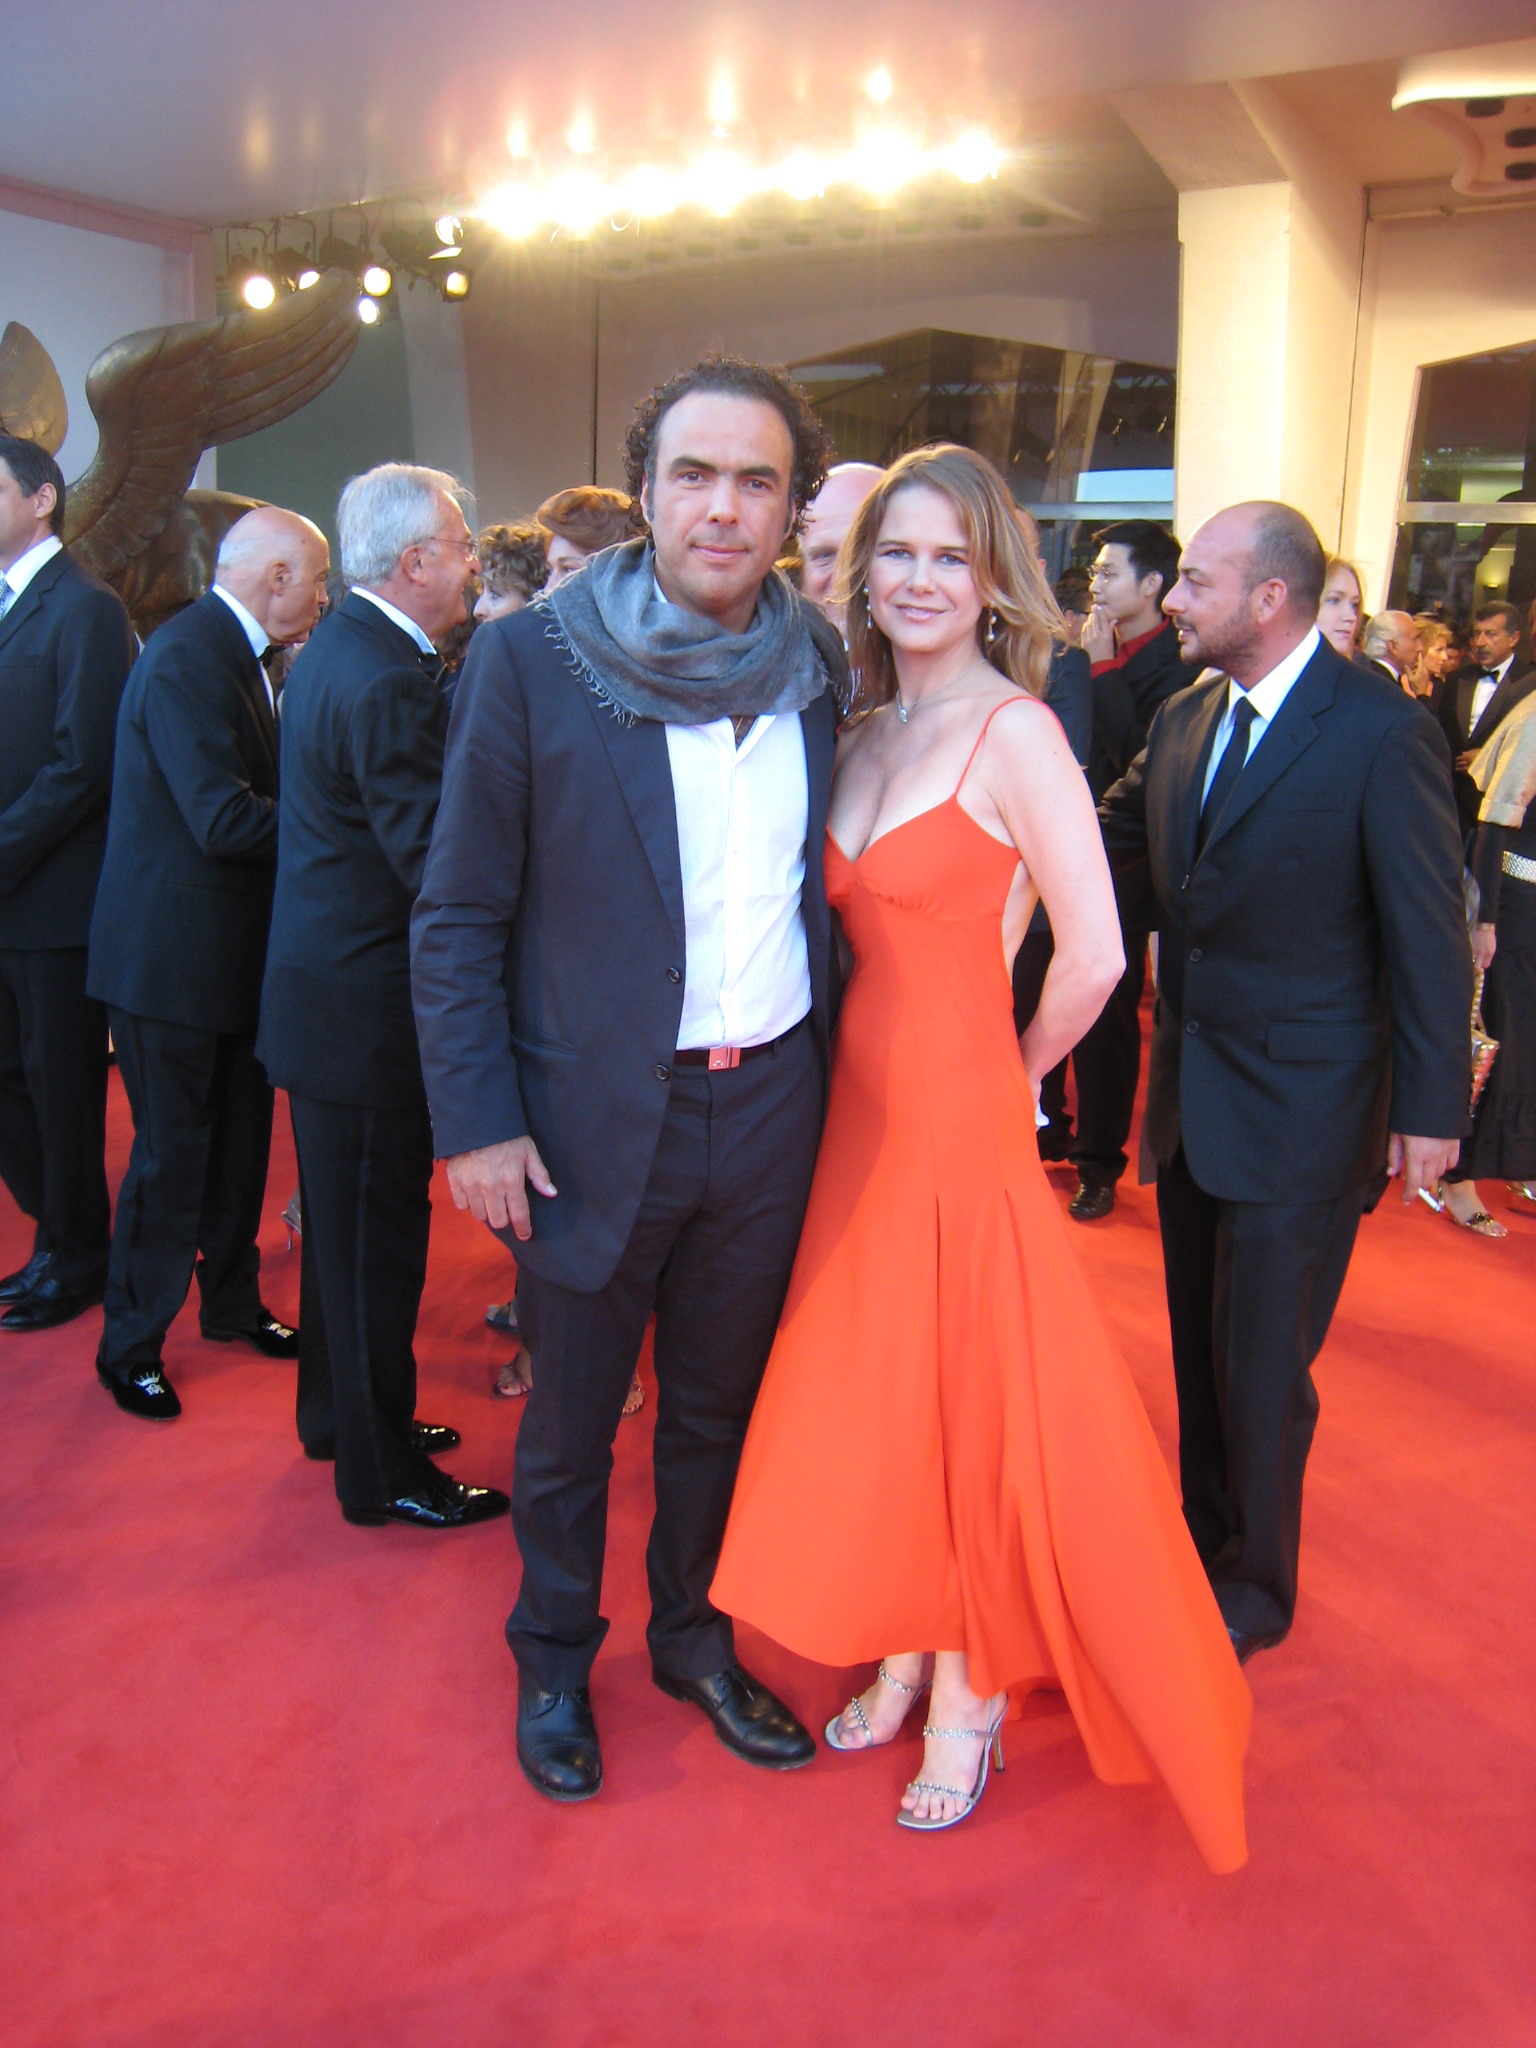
(1470, 966, 1499, 1111)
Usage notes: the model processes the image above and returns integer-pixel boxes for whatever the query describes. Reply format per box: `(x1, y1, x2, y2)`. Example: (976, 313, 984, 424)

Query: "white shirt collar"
(1228, 625, 1321, 725)
(2, 532, 63, 597)
(353, 586, 438, 657)
(211, 582, 270, 660)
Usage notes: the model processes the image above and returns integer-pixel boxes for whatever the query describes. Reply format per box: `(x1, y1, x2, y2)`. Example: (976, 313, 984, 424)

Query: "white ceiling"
(0, 0, 1528, 225)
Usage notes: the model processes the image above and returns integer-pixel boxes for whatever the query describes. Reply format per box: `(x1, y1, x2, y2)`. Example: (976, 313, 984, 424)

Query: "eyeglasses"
(423, 533, 477, 559)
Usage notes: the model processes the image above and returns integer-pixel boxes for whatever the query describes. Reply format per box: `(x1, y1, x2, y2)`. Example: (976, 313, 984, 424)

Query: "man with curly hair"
(411, 356, 848, 1801)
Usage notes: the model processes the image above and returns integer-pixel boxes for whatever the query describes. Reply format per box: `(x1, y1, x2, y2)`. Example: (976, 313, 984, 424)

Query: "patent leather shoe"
(305, 1420, 462, 1461)
(516, 1684, 602, 1801)
(1227, 1625, 1288, 1666)
(201, 1309, 298, 1358)
(1067, 1178, 1116, 1223)
(341, 1470, 509, 1528)
(2, 1269, 106, 1331)
(652, 1662, 815, 1769)
(97, 1363, 182, 1420)
(0, 1249, 51, 1302)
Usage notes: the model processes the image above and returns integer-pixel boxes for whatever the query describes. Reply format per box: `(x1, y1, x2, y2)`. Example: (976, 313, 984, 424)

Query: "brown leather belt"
(672, 1021, 803, 1069)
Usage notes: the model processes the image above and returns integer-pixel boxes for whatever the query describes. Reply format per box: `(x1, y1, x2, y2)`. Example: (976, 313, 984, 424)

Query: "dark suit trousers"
(507, 1020, 822, 1692)
(0, 947, 110, 1282)
(290, 1090, 437, 1512)
(99, 1011, 271, 1370)
(1156, 1147, 1364, 1636)
(1010, 931, 1069, 1139)
(1069, 933, 1149, 1183)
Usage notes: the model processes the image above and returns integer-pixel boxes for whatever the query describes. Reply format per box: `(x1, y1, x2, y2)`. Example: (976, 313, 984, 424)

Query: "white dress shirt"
(1201, 626, 1321, 804)
(353, 585, 438, 658)
(0, 532, 63, 606)
(1470, 655, 1513, 732)
(211, 582, 275, 711)
(666, 712, 811, 1050)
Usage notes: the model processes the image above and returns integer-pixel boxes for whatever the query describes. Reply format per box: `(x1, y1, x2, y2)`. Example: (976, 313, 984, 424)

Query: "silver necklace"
(894, 676, 976, 724)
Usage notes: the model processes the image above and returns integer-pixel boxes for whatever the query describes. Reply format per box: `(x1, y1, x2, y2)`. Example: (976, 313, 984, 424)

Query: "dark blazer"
(1099, 638, 1471, 1205)
(258, 594, 447, 1108)
(1088, 620, 1200, 800)
(1434, 660, 1536, 835)
(1044, 643, 1091, 768)
(87, 592, 279, 1035)
(0, 546, 134, 948)
(410, 603, 840, 1294)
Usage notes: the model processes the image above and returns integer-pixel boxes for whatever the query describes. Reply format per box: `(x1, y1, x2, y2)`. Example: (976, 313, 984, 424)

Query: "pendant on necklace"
(895, 698, 909, 724)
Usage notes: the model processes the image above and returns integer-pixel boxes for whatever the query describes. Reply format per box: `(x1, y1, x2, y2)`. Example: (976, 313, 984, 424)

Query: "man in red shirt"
(1063, 521, 1199, 1220)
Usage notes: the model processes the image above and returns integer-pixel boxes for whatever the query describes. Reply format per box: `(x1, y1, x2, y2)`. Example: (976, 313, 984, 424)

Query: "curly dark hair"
(477, 520, 550, 600)
(622, 354, 832, 533)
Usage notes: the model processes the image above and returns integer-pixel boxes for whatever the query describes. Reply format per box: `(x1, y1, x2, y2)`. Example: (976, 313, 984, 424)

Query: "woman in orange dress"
(710, 446, 1250, 1868)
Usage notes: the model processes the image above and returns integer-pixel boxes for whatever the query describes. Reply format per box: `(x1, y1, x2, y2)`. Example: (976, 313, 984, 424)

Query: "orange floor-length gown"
(712, 708, 1251, 1873)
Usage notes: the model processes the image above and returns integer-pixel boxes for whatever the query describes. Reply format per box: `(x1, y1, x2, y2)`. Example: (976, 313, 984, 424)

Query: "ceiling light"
(296, 268, 320, 289)
(708, 70, 738, 131)
(356, 295, 381, 324)
(566, 111, 596, 154)
(945, 131, 1002, 183)
(774, 152, 826, 202)
(864, 67, 894, 104)
(618, 164, 680, 218)
(242, 272, 277, 309)
(361, 263, 393, 296)
(548, 169, 607, 233)
(482, 181, 540, 238)
(850, 130, 916, 198)
(691, 149, 755, 216)
(434, 215, 463, 247)
(440, 268, 471, 300)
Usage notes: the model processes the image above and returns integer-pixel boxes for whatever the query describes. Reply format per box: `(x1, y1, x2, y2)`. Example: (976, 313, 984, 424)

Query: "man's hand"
(445, 1137, 556, 1239)
(1471, 921, 1497, 973)
(1456, 749, 1477, 772)
(1081, 604, 1118, 666)
(1387, 1132, 1460, 1205)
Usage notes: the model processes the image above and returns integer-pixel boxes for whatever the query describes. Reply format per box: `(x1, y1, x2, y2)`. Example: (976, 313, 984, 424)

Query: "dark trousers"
(1069, 934, 1148, 1183)
(290, 1090, 436, 1513)
(0, 946, 110, 1282)
(1011, 930, 1069, 1141)
(507, 1021, 822, 1693)
(100, 1011, 271, 1371)
(1156, 1146, 1364, 1637)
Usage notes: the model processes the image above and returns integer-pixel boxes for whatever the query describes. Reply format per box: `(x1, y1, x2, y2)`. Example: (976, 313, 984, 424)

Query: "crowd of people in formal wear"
(0, 348, 1528, 1862)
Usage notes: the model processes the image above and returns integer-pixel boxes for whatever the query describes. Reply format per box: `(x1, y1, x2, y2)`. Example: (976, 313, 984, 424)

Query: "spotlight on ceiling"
(434, 214, 464, 250)
(356, 295, 382, 325)
(319, 233, 367, 275)
(439, 268, 471, 301)
(361, 263, 393, 297)
(296, 267, 321, 289)
(226, 256, 278, 309)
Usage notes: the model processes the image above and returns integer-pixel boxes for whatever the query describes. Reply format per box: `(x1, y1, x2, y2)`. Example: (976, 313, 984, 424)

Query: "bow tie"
(259, 644, 281, 674)
(1479, 669, 1501, 683)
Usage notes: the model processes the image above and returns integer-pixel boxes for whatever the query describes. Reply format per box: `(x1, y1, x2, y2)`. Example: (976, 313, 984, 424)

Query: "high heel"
(1431, 1180, 1508, 1239)
(281, 1192, 302, 1250)
(825, 1660, 931, 1751)
(897, 1698, 1007, 1832)
(1507, 1182, 1536, 1212)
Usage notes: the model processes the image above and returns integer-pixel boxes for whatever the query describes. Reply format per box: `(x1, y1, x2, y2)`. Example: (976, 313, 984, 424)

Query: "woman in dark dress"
(1434, 693, 1536, 1233)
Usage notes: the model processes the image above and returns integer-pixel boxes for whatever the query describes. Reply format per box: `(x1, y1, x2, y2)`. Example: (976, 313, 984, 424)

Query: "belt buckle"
(707, 1045, 742, 1071)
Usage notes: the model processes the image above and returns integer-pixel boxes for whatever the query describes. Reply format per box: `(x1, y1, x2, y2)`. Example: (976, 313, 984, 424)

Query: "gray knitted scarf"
(545, 537, 848, 724)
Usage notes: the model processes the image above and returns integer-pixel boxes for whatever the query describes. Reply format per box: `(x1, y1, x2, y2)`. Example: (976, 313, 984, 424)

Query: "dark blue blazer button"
(654, 1063, 671, 1080)
(1189, 946, 1203, 962)
(667, 966, 682, 983)
(1185, 1019, 1200, 1035)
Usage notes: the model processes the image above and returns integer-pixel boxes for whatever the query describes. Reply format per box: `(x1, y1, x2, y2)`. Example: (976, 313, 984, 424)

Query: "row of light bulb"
(477, 129, 1007, 240)
(236, 224, 471, 316)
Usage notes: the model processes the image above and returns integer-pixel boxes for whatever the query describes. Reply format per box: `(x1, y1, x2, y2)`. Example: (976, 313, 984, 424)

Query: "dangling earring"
(985, 607, 1001, 647)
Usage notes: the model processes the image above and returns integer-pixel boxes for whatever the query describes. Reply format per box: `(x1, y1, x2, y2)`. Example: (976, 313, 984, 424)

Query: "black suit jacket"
(1434, 660, 1536, 836)
(410, 603, 840, 1293)
(0, 547, 134, 949)
(1088, 621, 1200, 801)
(258, 594, 447, 1108)
(87, 592, 279, 1034)
(1099, 639, 1471, 1204)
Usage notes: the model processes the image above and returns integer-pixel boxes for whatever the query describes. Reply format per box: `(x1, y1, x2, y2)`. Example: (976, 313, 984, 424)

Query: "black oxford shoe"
(202, 1309, 299, 1358)
(1067, 1178, 1116, 1223)
(1227, 1625, 1288, 1666)
(0, 1250, 52, 1303)
(305, 1420, 462, 1462)
(2, 1270, 106, 1331)
(653, 1662, 815, 1769)
(341, 1471, 509, 1529)
(98, 1363, 182, 1420)
(517, 1684, 603, 1802)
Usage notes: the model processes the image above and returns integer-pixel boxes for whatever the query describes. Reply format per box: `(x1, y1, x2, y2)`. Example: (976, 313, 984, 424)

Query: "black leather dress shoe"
(652, 1662, 815, 1769)
(1227, 1625, 1288, 1666)
(202, 1309, 298, 1358)
(517, 1684, 602, 1801)
(342, 1471, 510, 1528)
(305, 1420, 462, 1462)
(2, 1270, 106, 1331)
(1068, 1178, 1116, 1223)
(0, 1249, 52, 1302)
(98, 1363, 182, 1420)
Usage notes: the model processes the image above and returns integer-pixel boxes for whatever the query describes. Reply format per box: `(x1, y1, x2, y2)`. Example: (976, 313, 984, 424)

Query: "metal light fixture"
(356, 295, 382, 325)
(439, 268, 471, 300)
(361, 263, 393, 297)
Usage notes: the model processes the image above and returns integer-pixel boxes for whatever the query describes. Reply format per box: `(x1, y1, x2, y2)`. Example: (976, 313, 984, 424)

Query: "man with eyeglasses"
(258, 464, 504, 1529)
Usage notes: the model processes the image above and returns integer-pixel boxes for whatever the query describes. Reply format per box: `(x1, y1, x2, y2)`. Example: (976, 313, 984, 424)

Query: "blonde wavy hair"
(834, 444, 1064, 715)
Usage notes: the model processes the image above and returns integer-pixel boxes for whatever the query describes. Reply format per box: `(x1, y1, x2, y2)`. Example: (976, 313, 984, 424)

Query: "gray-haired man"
(257, 464, 505, 1527)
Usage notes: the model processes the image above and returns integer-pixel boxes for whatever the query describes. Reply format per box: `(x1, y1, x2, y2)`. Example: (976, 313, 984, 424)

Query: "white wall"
(1345, 203, 1536, 605)
(0, 186, 207, 486)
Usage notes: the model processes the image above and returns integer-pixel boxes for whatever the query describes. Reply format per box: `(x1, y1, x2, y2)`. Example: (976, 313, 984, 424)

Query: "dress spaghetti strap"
(954, 694, 1027, 797)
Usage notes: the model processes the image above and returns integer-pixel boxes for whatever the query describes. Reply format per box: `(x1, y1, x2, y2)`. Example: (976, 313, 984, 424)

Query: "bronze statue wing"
(0, 322, 69, 453)
(64, 268, 359, 581)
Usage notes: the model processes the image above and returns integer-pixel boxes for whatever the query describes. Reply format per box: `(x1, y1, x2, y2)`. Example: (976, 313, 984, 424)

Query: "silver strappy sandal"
(824, 1660, 931, 1751)
(897, 1700, 1007, 1831)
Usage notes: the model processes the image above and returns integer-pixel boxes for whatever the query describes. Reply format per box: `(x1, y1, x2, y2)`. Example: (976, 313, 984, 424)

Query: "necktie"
(0, 580, 14, 621)
(259, 643, 280, 674)
(1197, 697, 1258, 854)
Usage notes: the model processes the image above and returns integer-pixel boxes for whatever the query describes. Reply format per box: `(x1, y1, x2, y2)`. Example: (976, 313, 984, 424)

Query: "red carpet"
(2, 1070, 1533, 2046)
